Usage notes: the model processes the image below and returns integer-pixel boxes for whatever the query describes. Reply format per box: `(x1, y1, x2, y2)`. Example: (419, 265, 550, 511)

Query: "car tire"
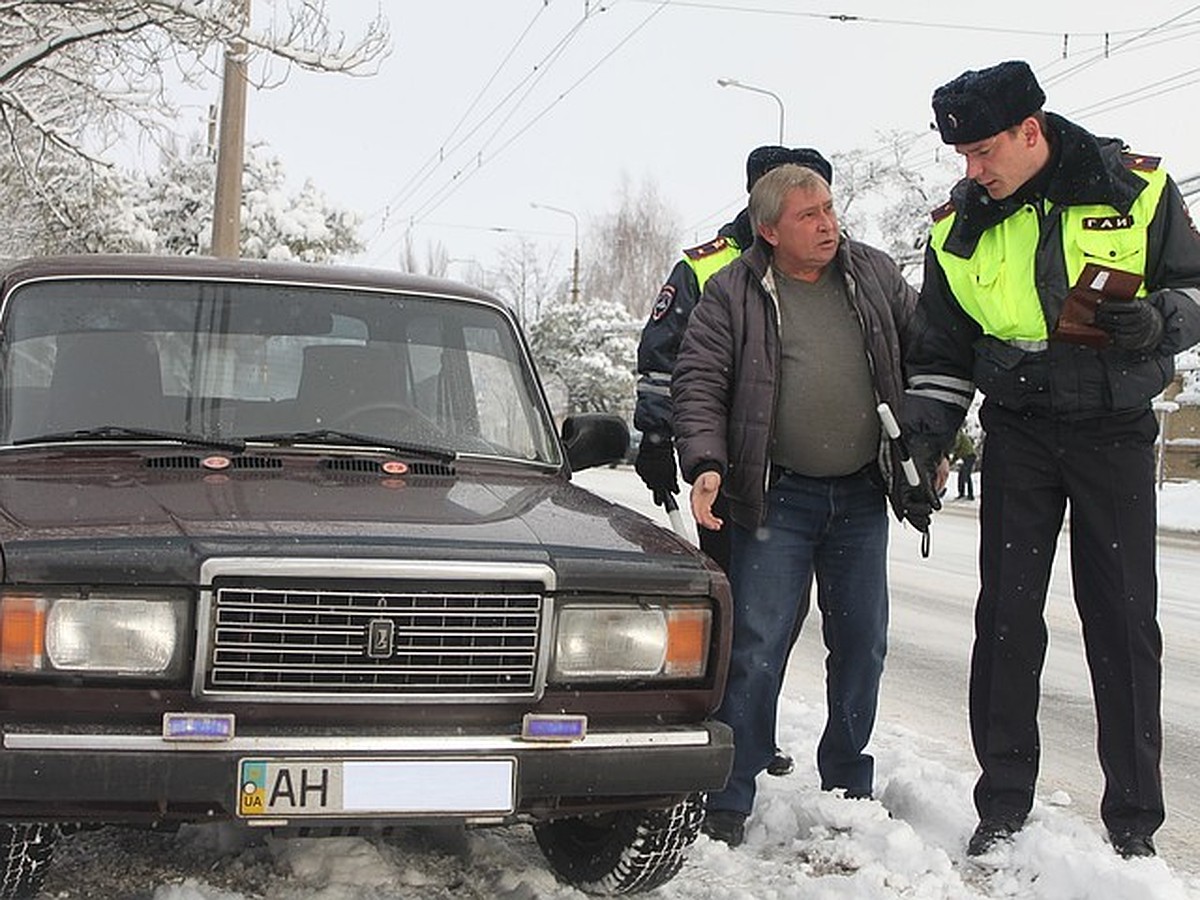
(533, 793, 703, 895)
(0, 824, 59, 900)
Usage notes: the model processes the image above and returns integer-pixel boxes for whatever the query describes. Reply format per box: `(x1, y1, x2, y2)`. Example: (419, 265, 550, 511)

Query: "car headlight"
(550, 602, 711, 681)
(0, 590, 189, 678)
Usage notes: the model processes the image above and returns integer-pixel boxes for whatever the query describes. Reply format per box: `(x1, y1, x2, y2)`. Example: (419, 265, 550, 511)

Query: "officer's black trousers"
(972, 403, 1164, 838)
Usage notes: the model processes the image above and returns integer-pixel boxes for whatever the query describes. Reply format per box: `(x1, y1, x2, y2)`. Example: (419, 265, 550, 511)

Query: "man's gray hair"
(749, 163, 832, 232)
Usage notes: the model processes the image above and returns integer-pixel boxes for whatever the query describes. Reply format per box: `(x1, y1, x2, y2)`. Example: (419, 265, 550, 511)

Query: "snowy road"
(576, 467, 1200, 874)
(810, 502, 1200, 875)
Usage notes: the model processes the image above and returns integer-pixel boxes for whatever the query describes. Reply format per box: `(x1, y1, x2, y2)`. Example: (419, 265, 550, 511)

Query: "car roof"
(0, 254, 509, 312)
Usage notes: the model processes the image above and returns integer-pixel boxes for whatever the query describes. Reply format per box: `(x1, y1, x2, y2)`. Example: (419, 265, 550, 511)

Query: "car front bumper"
(0, 723, 733, 825)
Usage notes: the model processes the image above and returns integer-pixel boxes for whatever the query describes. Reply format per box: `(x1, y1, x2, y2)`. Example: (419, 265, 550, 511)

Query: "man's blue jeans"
(707, 467, 889, 815)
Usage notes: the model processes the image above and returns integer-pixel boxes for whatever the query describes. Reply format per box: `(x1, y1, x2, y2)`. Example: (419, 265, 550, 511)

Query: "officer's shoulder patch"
(1122, 151, 1161, 172)
(683, 235, 730, 261)
(930, 199, 956, 223)
(650, 284, 677, 322)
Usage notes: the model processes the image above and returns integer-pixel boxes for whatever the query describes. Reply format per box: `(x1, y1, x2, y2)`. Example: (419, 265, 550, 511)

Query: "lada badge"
(381, 460, 409, 475)
(201, 455, 232, 470)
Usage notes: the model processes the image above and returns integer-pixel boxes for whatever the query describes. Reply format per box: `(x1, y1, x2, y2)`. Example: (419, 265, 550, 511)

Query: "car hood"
(0, 449, 705, 589)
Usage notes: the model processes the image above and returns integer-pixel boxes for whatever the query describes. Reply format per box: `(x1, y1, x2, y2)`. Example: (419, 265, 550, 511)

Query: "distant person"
(633, 144, 835, 779)
(672, 163, 940, 847)
(951, 429, 977, 500)
(905, 59, 1200, 859)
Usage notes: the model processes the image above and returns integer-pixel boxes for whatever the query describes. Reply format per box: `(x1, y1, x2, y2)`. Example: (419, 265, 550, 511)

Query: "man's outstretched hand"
(690, 470, 724, 531)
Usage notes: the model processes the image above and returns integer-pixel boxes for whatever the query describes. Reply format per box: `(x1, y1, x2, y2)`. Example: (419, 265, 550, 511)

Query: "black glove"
(634, 434, 679, 506)
(901, 478, 941, 533)
(900, 436, 943, 533)
(1093, 299, 1164, 352)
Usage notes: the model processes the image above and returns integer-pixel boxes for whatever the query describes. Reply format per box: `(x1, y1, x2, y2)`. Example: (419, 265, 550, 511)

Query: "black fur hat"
(932, 60, 1046, 144)
(745, 146, 833, 192)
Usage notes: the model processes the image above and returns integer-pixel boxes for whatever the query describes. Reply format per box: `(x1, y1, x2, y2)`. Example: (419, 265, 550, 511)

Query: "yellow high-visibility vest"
(683, 236, 742, 291)
(931, 168, 1167, 341)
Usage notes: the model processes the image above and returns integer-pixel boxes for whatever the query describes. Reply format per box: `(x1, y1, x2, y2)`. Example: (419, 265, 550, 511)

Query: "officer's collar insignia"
(930, 199, 956, 223)
(683, 236, 730, 260)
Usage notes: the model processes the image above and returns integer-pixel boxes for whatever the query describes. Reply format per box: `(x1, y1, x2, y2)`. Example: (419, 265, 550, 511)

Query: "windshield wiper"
(14, 425, 246, 452)
(242, 430, 457, 463)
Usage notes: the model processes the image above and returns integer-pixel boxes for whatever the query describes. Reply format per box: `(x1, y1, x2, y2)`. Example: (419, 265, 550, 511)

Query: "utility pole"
(212, 0, 251, 258)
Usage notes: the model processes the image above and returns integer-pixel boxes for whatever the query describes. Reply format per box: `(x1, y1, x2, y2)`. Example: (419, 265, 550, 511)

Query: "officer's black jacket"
(906, 112, 1200, 453)
(633, 210, 754, 441)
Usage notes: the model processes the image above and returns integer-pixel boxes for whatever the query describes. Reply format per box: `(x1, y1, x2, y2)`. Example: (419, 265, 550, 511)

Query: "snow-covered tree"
(0, 1, 388, 256)
(0, 137, 363, 261)
(0, 151, 152, 257)
(528, 298, 638, 419)
(0, 2, 389, 163)
(132, 139, 363, 260)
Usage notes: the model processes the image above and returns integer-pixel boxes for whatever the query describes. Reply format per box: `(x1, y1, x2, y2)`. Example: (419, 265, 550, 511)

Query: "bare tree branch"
(0, 1, 390, 223)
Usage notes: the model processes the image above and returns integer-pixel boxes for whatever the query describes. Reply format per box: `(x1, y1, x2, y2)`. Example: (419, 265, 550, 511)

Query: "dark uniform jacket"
(906, 113, 1200, 451)
(633, 211, 753, 441)
(672, 236, 919, 530)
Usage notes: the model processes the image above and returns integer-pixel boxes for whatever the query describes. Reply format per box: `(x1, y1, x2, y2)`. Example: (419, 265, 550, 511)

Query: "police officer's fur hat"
(932, 60, 1046, 145)
(746, 146, 833, 192)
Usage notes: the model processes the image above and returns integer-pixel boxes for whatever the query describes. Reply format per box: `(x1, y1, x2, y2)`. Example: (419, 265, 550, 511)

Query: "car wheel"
(0, 824, 59, 900)
(533, 794, 703, 895)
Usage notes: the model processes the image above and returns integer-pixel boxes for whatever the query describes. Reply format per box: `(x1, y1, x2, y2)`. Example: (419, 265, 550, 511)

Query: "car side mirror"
(561, 413, 629, 472)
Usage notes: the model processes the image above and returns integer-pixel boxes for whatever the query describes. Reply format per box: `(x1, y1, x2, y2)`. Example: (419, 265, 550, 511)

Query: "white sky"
(222, 1, 1200, 281)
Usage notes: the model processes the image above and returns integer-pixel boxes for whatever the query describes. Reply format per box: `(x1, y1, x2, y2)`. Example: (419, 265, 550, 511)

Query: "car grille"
(203, 581, 545, 701)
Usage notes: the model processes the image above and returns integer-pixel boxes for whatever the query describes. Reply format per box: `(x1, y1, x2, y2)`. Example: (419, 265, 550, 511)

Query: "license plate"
(237, 757, 516, 818)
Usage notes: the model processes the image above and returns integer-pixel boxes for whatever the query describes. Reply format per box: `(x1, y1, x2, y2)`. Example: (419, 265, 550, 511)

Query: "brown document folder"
(1050, 264, 1143, 348)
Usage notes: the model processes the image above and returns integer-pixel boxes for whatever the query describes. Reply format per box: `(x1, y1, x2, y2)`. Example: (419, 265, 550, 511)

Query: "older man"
(672, 163, 937, 846)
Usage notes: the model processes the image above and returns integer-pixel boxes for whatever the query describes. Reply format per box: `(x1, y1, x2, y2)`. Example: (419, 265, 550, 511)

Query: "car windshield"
(0, 278, 561, 465)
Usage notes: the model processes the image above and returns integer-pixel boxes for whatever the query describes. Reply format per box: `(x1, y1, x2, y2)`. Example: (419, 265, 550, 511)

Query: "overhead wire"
(367, 3, 617, 264)
(378, 2, 1200, 256)
(359, 2, 565, 258)
(683, 5, 1200, 237)
(401, 1, 672, 228)
(361, 3, 553, 231)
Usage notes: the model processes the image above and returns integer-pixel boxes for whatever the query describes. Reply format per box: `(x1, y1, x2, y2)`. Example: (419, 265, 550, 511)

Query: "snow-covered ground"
(53, 472, 1200, 900)
(1154, 479, 1200, 533)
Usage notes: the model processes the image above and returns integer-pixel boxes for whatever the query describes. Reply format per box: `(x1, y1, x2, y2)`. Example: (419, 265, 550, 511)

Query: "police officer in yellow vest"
(904, 60, 1200, 861)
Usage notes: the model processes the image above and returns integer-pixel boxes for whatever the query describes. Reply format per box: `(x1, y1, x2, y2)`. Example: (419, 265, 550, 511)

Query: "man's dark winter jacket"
(906, 113, 1200, 451)
(672, 236, 918, 530)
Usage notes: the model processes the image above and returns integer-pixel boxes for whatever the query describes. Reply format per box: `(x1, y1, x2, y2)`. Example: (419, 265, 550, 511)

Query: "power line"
(361, 3, 554, 231)
(370, 1, 674, 263)
(404, 1, 671, 226)
(627, 0, 1198, 40)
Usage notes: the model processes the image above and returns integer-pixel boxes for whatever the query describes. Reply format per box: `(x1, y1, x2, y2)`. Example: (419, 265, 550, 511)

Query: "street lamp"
(531, 202, 580, 303)
(717, 77, 785, 144)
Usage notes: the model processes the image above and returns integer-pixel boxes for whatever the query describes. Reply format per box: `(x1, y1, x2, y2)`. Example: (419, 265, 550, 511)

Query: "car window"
(0, 279, 559, 464)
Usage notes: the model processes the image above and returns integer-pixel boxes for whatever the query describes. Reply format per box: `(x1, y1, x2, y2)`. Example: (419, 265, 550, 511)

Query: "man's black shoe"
(1110, 831, 1156, 859)
(966, 820, 1019, 857)
(766, 750, 794, 777)
(701, 809, 746, 848)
